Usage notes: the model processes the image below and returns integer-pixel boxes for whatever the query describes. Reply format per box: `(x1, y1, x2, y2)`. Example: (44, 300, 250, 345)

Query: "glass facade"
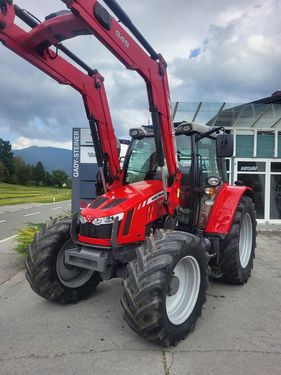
(237, 173, 265, 219)
(257, 133, 274, 158)
(236, 134, 254, 157)
(171, 100, 281, 222)
(278, 134, 281, 158)
(270, 175, 281, 220)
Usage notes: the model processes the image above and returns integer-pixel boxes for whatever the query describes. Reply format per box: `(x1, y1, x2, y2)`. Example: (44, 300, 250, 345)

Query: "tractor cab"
(123, 122, 233, 232)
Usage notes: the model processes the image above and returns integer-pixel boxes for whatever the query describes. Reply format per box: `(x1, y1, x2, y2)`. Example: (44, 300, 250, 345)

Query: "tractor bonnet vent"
(90, 196, 109, 209)
(102, 198, 127, 209)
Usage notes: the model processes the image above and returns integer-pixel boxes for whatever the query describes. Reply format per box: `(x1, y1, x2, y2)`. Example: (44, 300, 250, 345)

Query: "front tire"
(25, 217, 101, 304)
(121, 230, 210, 346)
(219, 196, 257, 284)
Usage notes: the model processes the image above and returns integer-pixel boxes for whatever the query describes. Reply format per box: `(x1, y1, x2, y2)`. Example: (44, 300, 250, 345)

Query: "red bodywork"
(79, 180, 166, 246)
(205, 184, 252, 235)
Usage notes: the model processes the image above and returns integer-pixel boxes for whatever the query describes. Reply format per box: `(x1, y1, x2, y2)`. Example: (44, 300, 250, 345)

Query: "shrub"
(15, 224, 43, 256)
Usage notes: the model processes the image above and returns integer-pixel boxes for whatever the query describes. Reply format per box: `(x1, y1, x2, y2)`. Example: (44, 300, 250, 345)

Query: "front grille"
(79, 222, 120, 239)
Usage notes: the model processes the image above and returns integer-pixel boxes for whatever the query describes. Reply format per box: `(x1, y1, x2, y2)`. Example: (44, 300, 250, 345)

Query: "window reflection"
(237, 174, 265, 219)
(270, 175, 281, 219)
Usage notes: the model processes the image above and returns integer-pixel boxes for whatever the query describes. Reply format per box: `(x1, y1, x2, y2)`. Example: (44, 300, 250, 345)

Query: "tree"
(13, 157, 32, 185)
(44, 171, 55, 186)
(52, 169, 69, 187)
(33, 161, 45, 186)
(0, 160, 6, 182)
(0, 138, 14, 182)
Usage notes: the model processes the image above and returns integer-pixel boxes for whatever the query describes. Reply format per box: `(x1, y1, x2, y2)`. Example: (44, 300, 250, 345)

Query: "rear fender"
(205, 184, 253, 235)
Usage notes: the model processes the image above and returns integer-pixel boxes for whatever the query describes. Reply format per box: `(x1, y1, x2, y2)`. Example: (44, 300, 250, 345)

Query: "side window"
(176, 135, 192, 174)
(197, 137, 220, 183)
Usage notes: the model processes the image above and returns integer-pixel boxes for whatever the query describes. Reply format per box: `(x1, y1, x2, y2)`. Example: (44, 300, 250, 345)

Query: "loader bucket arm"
(0, 2, 122, 186)
(62, 0, 178, 179)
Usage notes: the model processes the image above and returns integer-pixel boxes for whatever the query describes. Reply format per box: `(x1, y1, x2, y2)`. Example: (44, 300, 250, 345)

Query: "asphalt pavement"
(0, 232, 280, 375)
(0, 201, 71, 241)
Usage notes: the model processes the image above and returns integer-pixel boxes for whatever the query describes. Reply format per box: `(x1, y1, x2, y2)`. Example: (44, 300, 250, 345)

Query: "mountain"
(14, 146, 72, 176)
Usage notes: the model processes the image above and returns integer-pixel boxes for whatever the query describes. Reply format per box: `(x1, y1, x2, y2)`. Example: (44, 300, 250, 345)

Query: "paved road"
(0, 233, 280, 375)
(0, 201, 71, 241)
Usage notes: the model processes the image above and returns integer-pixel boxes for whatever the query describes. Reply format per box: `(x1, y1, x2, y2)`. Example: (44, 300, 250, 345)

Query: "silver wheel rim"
(239, 212, 253, 268)
(56, 240, 94, 288)
(166, 256, 201, 325)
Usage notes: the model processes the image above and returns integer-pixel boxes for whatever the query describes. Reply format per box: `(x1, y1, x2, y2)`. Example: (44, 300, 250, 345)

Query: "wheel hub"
(56, 240, 94, 288)
(168, 275, 180, 296)
(166, 256, 201, 325)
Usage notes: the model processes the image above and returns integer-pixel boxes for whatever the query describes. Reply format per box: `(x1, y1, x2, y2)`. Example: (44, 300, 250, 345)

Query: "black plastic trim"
(102, 198, 126, 209)
(90, 196, 109, 209)
(122, 208, 134, 235)
(94, 2, 112, 31)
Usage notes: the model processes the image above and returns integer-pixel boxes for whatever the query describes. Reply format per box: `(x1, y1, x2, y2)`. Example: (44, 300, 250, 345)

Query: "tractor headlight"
(92, 212, 124, 226)
(78, 214, 88, 224)
(205, 199, 214, 206)
(204, 187, 216, 197)
(129, 128, 146, 139)
(175, 122, 192, 135)
(207, 176, 220, 187)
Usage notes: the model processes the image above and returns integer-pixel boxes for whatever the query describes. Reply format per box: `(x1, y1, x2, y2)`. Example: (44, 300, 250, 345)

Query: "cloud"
(12, 136, 72, 150)
(170, 0, 281, 102)
(0, 0, 280, 148)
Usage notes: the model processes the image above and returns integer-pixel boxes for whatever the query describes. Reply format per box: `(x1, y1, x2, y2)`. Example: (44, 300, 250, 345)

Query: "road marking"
(9, 209, 20, 212)
(24, 211, 40, 217)
(24, 207, 32, 210)
(52, 206, 62, 210)
(0, 235, 17, 243)
(0, 220, 7, 223)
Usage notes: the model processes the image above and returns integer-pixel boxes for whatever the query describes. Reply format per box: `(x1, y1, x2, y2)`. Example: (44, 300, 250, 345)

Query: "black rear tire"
(219, 196, 257, 285)
(121, 230, 210, 346)
(25, 217, 101, 304)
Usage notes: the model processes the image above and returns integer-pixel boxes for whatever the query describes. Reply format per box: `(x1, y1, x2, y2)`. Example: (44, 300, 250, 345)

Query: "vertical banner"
(71, 128, 129, 213)
(72, 128, 81, 213)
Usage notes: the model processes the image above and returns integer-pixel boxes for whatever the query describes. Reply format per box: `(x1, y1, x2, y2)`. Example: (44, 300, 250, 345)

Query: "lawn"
(0, 182, 71, 206)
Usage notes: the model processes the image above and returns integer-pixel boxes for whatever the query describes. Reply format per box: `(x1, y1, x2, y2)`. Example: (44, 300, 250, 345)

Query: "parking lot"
(0, 232, 281, 375)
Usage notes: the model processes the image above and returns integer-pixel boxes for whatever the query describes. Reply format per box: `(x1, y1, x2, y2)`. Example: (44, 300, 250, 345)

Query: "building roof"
(172, 92, 281, 129)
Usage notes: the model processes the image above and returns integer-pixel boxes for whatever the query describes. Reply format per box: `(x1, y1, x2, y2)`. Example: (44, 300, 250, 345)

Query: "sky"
(0, 0, 280, 150)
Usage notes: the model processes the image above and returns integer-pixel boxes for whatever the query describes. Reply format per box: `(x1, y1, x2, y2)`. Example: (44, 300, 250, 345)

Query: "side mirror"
(216, 134, 233, 157)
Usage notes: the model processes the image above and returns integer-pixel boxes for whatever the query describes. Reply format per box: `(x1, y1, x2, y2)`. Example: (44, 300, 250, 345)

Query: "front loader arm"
(0, 2, 121, 186)
(62, 0, 178, 179)
(1, 0, 179, 212)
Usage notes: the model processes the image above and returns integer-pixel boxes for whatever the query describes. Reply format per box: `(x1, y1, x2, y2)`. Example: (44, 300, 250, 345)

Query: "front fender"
(205, 184, 252, 235)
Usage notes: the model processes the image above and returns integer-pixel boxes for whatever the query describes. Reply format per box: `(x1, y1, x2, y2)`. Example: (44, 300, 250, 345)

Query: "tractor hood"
(81, 180, 164, 220)
(78, 180, 165, 247)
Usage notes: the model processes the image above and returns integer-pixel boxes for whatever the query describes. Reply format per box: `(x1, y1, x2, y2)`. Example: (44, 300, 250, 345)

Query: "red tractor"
(0, 0, 256, 346)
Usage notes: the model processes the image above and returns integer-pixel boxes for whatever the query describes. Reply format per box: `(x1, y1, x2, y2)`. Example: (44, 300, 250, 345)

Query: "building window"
(257, 132, 274, 158)
(278, 133, 281, 158)
(236, 134, 254, 157)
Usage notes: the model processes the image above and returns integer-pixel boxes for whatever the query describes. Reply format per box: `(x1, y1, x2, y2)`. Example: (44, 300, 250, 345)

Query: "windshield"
(124, 135, 192, 184)
(125, 138, 157, 184)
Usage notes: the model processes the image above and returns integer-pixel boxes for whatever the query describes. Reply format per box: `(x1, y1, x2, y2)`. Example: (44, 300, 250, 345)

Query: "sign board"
(237, 161, 265, 173)
(72, 128, 129, 212)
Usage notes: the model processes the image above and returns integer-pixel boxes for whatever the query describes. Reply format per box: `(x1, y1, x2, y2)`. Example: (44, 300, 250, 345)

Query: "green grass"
(0, 182, 71, 206)
(15, 224, 43, 256)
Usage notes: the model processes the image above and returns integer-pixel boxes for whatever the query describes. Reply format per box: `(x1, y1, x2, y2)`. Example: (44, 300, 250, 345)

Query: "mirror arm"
(195, 126, 224, 142)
